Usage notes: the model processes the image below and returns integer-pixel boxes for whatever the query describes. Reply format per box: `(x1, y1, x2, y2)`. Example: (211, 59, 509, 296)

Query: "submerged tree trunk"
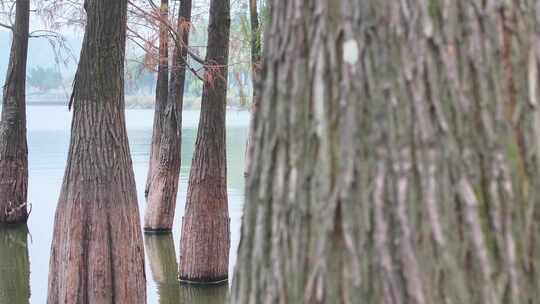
(47, 1, 146, 303)
(0, 225, 30, 304)
(144, 0, 171, 231)
(179, 0, 230, 284)
(244, 0, 261, 176)
(0, 0, 29, 224)
(233, 1, 540, 303)
(144, 0, 192, 232)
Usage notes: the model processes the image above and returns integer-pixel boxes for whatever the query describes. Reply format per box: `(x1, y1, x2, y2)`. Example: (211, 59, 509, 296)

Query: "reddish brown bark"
(47, 0, 146, 303)
(144, 0, 192, 232)
(0, 0, 30, 224)
(144, 0, 171, 232)
(178, 0, 230, 284)
(145, 0, 169, 194)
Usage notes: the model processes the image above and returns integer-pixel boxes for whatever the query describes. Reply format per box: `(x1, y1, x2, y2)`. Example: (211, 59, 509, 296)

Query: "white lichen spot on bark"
(343, 39, 359, 64)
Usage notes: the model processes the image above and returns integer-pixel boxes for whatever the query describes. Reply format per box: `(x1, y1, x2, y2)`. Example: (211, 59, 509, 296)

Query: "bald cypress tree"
(47, 0, 146, 302)
(178, 0, 230, 284)
(144, 0, 193, 232)
(0, 0, 30, 224)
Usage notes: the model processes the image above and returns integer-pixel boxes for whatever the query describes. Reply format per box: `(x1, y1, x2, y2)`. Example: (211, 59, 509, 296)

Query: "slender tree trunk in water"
(0, 225, 30, 304)
(144, 0, 192, 232)
(145, 0, 169, 199)
(233, 1, 540, 303)
(47, 1, 146, 303)
(0, 0, 29, 224)
(244, 0, 261, 177)
(144, 0, 174, 232)
(179, 0, 230, 284)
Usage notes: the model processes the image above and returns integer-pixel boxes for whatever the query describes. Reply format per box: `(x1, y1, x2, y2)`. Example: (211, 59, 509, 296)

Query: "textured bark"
(144, 234, 180, 304)
(0, 225, 30, 304)
(232, 1, 540, 303)
(0, 0, 29, 224)
(179, 0, 230, 284)
(146, 0, 169, 191)
(47, 0, 146, 303)
(244, 0, 262, 176)
(144, 0, 191, 232)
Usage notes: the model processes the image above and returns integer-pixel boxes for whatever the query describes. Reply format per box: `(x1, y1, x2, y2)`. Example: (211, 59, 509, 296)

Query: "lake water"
(0, 105, 249, 304)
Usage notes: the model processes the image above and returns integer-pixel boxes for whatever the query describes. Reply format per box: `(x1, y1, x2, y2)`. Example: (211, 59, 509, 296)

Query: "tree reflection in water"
(0, 225, 30, 304)
(145, 233, 227, 304)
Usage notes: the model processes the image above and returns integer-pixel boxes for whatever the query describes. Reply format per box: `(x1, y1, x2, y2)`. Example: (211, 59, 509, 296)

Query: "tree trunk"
(144, 0, 192, 232)
(233, 1, 540, 303)
(244, 0, 261, 176)
(0, 0, 29, 224)
(47, 1, 146, 303)
(144, 234, 180, 304)
(0, 225, 30, 304)
(178, 0, 230, 284)
(145, 0, 169, 199)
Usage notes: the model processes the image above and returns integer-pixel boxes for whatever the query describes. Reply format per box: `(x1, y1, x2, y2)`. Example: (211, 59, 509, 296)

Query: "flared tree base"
(179, 213, 230, 285)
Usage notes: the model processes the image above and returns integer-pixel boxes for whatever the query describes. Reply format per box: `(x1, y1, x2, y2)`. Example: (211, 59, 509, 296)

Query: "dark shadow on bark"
(0, 224, 30, 304)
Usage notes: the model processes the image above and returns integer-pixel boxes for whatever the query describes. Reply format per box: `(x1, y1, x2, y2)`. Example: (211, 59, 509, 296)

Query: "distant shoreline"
(24, 101, 250, 112)
(27, 101, 67, 106)
(25, 98, 250, 110)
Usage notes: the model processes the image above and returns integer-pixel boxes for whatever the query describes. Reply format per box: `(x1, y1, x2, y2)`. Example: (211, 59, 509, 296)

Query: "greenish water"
(0, 105, 249, 303)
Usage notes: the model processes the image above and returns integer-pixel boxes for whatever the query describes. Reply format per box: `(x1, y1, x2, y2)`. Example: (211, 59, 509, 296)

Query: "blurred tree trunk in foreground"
(47, 0, 146, 303)
(233, 1, 540, 303)
(179, 0, 231, 284)
(0, 0, 29, 223)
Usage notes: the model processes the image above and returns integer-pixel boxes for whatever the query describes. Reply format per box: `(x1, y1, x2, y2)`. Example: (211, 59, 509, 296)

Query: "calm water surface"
(0, 105, 249, 303)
